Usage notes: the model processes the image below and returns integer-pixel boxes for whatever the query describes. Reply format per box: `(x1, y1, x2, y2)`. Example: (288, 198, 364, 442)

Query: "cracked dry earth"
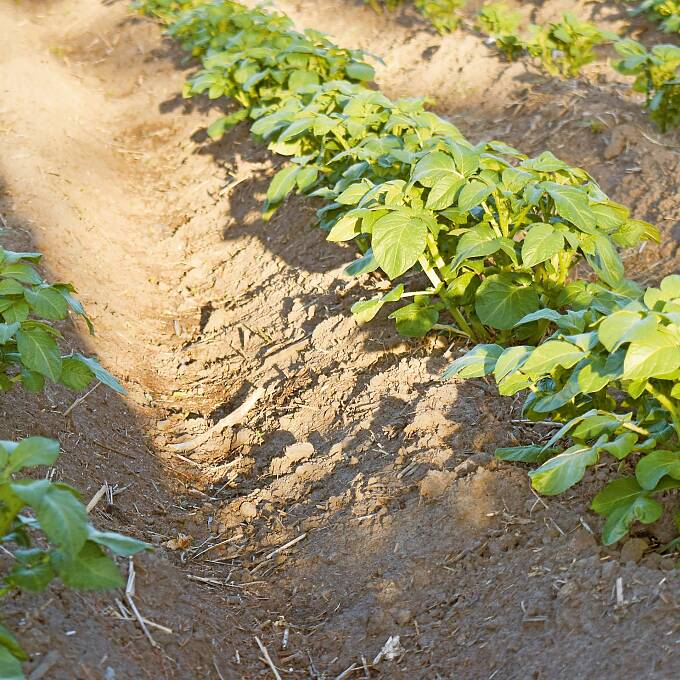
(1, 0, 680, 678)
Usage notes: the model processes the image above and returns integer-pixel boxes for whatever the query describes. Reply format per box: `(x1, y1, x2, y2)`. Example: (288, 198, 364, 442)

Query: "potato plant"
(169, 1, 375, 137)
(446, 275, 680, 544)
(364, 0, 466, 33)
(0, 437, 148, 677)
(341, 144, 657, 342)
(614, 39, 680, 132)
(525, 12, 616, 78)
(631, 0, 680, 33)
(475, 2, 524, 60)
(250, 81, 463, 214)
(0, 246, 125, 395)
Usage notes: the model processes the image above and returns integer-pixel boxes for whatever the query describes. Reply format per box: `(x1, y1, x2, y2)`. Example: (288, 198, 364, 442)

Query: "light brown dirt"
(1, 0, 680, 678)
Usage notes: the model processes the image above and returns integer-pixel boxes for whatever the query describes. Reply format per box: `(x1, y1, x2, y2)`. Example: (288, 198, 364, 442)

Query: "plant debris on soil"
(0, 0, 679, 678)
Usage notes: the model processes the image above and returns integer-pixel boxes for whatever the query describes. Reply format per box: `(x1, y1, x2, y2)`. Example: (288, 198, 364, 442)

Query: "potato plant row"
(136, 0, 680, 550)
(0, 250, 148, 676)
(368, 1, 680, 132)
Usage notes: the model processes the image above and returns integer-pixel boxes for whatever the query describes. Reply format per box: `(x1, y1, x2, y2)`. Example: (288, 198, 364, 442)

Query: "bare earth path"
(1, 0, 680, 678)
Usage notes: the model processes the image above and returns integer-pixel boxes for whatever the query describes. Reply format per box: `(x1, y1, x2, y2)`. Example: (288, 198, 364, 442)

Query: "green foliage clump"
(447, 275, 680, 544)
(414, 0, 467, 33)
(614, 39, 680, 132)
(525, 12, 616, 78)
(0, 246, 125, 395)
(475, 2, 524, 60)
(172, 1, 375, 137)
(364, 0, 466, 34)
(632, 0, 680, 33)
(0, 437, 148, 677)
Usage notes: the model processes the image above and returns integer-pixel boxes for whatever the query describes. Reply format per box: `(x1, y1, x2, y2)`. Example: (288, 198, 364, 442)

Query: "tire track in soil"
(1, 0, 680, 679)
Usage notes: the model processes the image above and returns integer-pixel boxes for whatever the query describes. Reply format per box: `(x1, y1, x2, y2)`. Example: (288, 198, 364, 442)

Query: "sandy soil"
(0, 0, 679, 678)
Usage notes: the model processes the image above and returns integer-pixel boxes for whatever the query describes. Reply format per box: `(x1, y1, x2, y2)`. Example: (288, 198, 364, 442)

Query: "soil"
(1, 0, 680, 678)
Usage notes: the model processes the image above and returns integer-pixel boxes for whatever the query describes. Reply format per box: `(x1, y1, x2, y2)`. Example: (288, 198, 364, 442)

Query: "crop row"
(369, 1, 680, 132)
(135, 0, 680, 555)
(0, 247, 148, 674)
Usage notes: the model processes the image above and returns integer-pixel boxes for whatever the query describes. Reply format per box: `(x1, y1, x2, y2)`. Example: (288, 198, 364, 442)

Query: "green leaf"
(0, 322, 19, 344)
(388, 303, 438, 337)
(521, 340, 585, 376)
(0, 645, 24, 680)
(266, 165, 299, 206)
(426, 174, 465, 210)
(475, 274, 541, 331)
(86, 527, 149, 556)
(345, 61, 375, 82)
(1, 262, 41, 285)
(372, 212, 428, 279)
(495, 445, 553, 463)
(0, 484, 24, 536)
(529, 443, 599, 495)
(336, 181, 372, 205)
(0, 279, 24, 296)
(598, 311, 654, 352)
(327, 214, 360, 242)
(591, 477, 663, 545)
(51, 541, 124, 590)
(206, 109, 248, 139)
(6, 437, 59, 475)
(59, 356, 95, 391)
(636, 450, 680, 491)
(571, 414, 620, 440)
(494, 345, 533, 383)
(544, 183, 596, 232)
(10, 480, 88, 555)
(411, 152, 457, 188)
(0, 623, 28, 663)
(598, 432, 638, 461)
(7, 559, 54, 592)
(74, 354, 126, 395)
(521, 223, 564, 268)
(457, 179, 494, 211)
(451, 225, 504, 270)
(2, 302, 29, 324)
(344, 250, 378, 277)
(24, 287, 69, 320)
(15, 328, 62, 382)
(585, 235, 624, 287)
(19, 368, 45, 393)
(351, 284, 404, 324)
(442, 344, 503, 380)
(296, 166, 318, 191)
(623, 336, 680, 381)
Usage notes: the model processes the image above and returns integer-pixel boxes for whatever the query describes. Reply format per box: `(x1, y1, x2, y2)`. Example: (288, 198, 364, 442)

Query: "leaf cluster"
(448, 275, 680, 544)
(0, 438, 148, 676)
(614, 39, 680, 132)
(364, 0, 466, 34)
(173, 0, 374, 133)
(0, 246, 125, 395)
(524, 12, 617, 78)
(631, 0, 680, 34)
(475, 2, 524, 61)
